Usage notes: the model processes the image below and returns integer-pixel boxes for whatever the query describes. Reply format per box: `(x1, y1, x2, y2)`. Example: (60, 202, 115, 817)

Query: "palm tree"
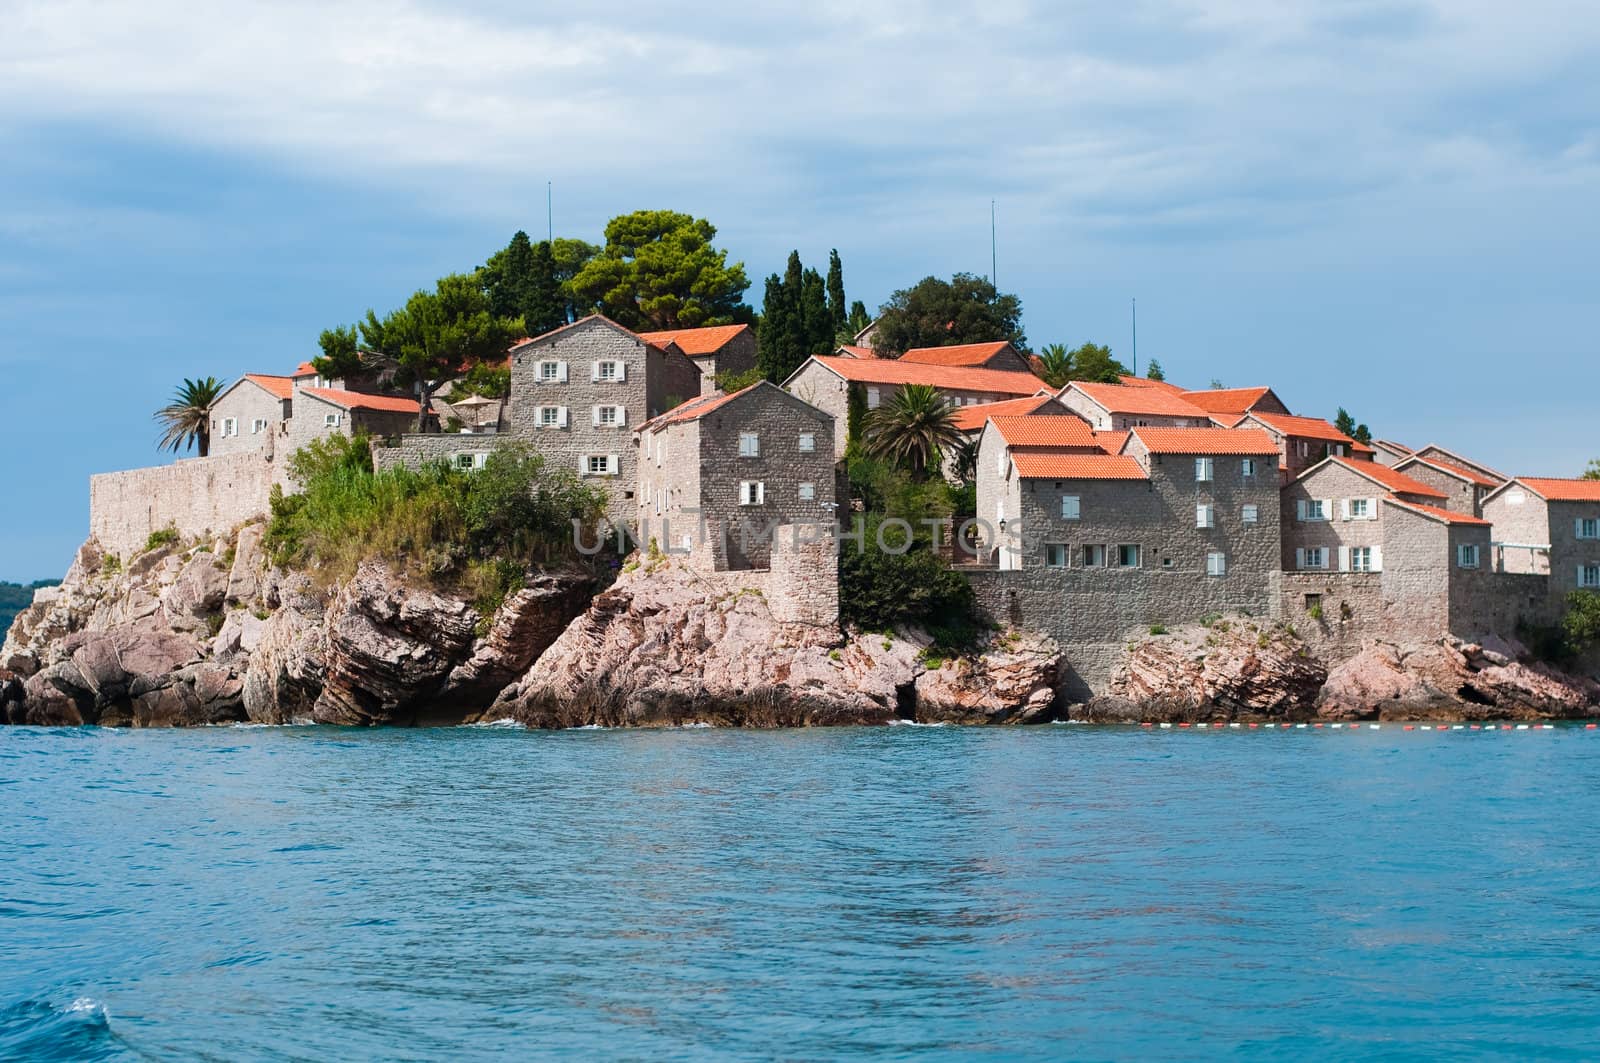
(1034, 342, 1072, 387)
(864, 383, 960, 479)
(155, 377, 224, 458)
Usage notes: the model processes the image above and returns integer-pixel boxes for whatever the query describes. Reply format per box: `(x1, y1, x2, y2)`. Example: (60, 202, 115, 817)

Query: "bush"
(144, 526, 180, 552)
(840, 516, 985, 653)
(715, 366, 765, 393)
(1149, 624, 1168, 636)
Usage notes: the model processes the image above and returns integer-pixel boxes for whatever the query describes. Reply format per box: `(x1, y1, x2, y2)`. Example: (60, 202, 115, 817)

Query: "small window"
(1061, 495, 1081, 520)
(1351, 546, 1373, 572)
(1241, 458, 1255, 477)
(595, 405, 621, 427)
(585, 455, 614, 476)
(1196, 504, 1215, 529)
(1581, 564, 1600, 589)
(798, 481, 815, 501)
(595, 361, 622, 382)
(1298, 500, 1327, 522)
(1457, 544, 1480, 569)
(1301, 547, 1325, 570)
(1579, 518, 1599, 540)
(251, 418, 268, 434)
(1304, 593, 1322, 615)
(222, 417, 237, 437)
(539, 360, 562, 382)
(1082, 544, 1106, 568)
(1045, 544, 1069, 568)
(1349, 498, 1371, 520)
(1297, 441, 1310, 458)
(1117, 544, 1141, 568)
(454, 452, 487, 472)
(798, 432, 815, 453)
(539, 406, 563, 428)
(1206, 551, 1227, 577)
(739, 432, 760, 457)
(1242, 504, 1259, 524)
(739, 481, 765, 506)
(324, 413, 340, 428)
(1195, 457, 1214, 482)
(866, 387, 881, 409)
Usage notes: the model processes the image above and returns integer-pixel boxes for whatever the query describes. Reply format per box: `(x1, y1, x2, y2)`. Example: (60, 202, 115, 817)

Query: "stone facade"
(371, 434, 499, 474)
(1393, 457, 1485, 516)
(209, 377, 291, 458)
(508, 316, 700, 507)
(1279, 460, 1433, 573)
(1482, 484, 1600, 602)
(637, 383, 836, 569)
(90, 452, 277, 558)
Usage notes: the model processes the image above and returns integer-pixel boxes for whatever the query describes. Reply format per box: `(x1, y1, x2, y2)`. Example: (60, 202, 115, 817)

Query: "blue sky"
(3, 0, 1598, 579)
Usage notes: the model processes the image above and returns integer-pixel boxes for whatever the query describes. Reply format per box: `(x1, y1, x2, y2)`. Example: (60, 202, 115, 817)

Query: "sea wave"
(0, 996, 128, 1062)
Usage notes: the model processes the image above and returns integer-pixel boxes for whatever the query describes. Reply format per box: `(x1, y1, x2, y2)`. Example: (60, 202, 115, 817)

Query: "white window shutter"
(591, 406, 601, 427)
(1372, 546, 1382, 572)
(1323, 499, 1334, 521)
(1196, 504, 1206, 528)
(607, 453, 618, 474)
(558, 361, 569, 383)
(616, 406, 627, 426)
(1296, 548, 1306, 570)
(757, 481, 765, 504)
(1578, 519, 1586, 538)
(590, 362, 600, 382)
(1341, 499, 1351, 521)
(1296, 500, 1307, 521)
(558, 407, 569, 428)
(617, 362, 627, 382)
(1338, 546, 1350, 571)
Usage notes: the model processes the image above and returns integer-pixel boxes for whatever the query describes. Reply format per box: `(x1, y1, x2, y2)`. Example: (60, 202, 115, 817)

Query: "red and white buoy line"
(1135, 721, 1592, 730)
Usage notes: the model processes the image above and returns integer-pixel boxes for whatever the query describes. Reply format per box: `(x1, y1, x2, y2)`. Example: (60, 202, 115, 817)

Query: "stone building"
(950, 392, 1066, 438)
(1371, 439, 1415, 467)
(1481, 477, 1600, 595)
(1393, 452, 1504, 516)
(507, 315, 701, 504)
(1235, 410, 1374, 481)
(1410, 444, 1507, 487)
(208, 374, 293, 458)
(286, 388, 422, 458)
(1056, 381, 1212, 431)
(899, 341, 1032, 373)
(783, 355, 1046, 458)
(1177, 386, 1291, 420)
(637, 323, 757, 395)
(1280, 456, 1451, 573)
(636, 381, 836, 570)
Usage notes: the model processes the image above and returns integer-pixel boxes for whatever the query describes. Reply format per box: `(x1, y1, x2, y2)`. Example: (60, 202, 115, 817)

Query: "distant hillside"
(1, 581, 59, 638)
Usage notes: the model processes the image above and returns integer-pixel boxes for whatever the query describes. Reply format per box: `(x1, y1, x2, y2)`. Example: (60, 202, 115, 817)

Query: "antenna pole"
(1131, 297, 1137, 377)
(547, 181, 553, 244)
(990, 200, 997, 287)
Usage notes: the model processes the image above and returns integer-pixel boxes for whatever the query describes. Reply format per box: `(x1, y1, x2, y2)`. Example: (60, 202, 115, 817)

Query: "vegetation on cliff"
(1, 581, 59, 637)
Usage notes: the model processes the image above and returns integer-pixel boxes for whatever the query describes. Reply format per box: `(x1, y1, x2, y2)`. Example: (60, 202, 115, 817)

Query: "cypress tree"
(756, 274, 792, 381)
(525, 240, 564, 336)
(801, 267, 831, 358)
(485, 231, 537, 324)
(847, 300, 871, 335)
(826, 249, 847, 334)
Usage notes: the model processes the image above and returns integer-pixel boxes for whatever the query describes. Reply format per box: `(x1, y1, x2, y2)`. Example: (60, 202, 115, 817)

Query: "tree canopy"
(757, 250, 838, 382)
(1334, 407, 1373, 445)
(1033, 342, 1127, 386)
(569, 210, 750, 330)
(155, 377, 224, 458)
(1582, 459, 1600, 481)
(1145, 359, 1165, 382)
(480, 231, 564, 337)
(871, 273, 1024, 356)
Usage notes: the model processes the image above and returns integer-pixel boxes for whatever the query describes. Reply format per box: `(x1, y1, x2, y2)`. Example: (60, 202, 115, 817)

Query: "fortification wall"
(90, 452, 276, 557)
(371, 434, 499, 473)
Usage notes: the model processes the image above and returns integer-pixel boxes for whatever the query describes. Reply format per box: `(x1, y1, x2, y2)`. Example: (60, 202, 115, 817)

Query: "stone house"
(1056, 381, 1212, 431)
(1481, 478, 1600, 594)
(783, 355, 1047, 458)
(835, 344, 879, 359)
(209, 374, 293, 457)
(1372, 439, 1415, 467)
(286, 388, 423, 458)
(1410, 444, 1507, 487)
(1235, 411, 1374, 482)
(1280, 456, 1450, 574)
(636, 381, 835, 570)
(1177, 386, 1291, 419)
(508, 315, 701, 505)
(950, 392, 1066, 438)
(899, 341, 1032, 373)
(637, 323, 757, 395)
(1393, 452, 1504, 516)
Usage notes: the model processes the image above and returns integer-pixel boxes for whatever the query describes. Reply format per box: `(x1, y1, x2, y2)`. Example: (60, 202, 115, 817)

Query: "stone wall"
(372, 434, 499, 474)
(1483, 484, 1550, 575)
(1277, 572, 1385, 661)
(90, 452, 276, 558)
(1281, 461, 1385, 570)
(770, 524, 839, 627)
(1395, 459, 1479, 515)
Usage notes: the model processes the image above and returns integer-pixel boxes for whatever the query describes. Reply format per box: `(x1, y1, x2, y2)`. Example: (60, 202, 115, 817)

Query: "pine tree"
(756, 273, 793, 381)
(847, 300, 871, 335)
(525, 240, 564, 335)
(801, 267, 831, 357)
(1146, 359, 1165, 382)
(826, 249, 847, 333)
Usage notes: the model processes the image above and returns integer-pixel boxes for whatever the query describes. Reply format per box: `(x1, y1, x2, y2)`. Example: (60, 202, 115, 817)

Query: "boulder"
(915, 630, 1060, 724)
(1318, 638, 1600, 720)
(241, 597, 327, 724)
(227, 523, 266, 603)
(213, 609, 268, 658)
(440, 572, 594, 706)
(161, 552, 229, 632)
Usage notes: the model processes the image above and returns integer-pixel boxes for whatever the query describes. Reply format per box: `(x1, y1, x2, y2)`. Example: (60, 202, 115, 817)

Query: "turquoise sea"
(4, 723, 1599, 1061)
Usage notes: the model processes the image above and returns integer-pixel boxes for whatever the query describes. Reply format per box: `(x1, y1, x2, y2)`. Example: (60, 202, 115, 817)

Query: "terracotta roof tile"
(1249, 411, 1374, 452)
(1011, 452, 1149, 480)
(1118, 375, 1187, 394)
(1327, 456, 1448, 500)
(1374, 438, 1414, 456)
(243, 374, 294, 401)
(1179, 386, 1277, 415)
(637, 323, 751, 357)
(1384, 497, 1491, 526)
(800, 356, 1043, 396)
(292, 362, 316, 377)
(1095, 430, 1130, 455)
(989, 415, 1098, 448)
(1128, 427, 1279, 455)
(900, 341, 1014, 367)
(298, 387, 421, 415)
(1064, 381, 1209, 419)
(950, 393, 1058, 432)
(1515, 478, 1600, 502)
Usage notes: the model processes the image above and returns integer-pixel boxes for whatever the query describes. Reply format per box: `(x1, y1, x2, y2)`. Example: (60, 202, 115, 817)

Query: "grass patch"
(144, 526, 180, 553)
(1149, 623, 1168, 636)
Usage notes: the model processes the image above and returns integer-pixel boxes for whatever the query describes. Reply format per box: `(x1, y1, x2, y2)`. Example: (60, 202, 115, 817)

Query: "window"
(1351, 546, 1374, 572)
(1297, 499, 1327, 522)
(222, 417, 237, 437)
(1296, 441, 1309, 458)
(739, 481, 766, 506)
(1457, 544, 1480, 569)
(739, 432, 760, 457)
(593, 360, 623, 382)
(1304, 593, 1322, 615)
(251, 418, 268, 435)
(798, 481, 815, 501)
(1061, 495, 1081, 520)
(1578, 518, 1600, 540)
(1241, 458, 1256, 477)
(584, 454, 617, 476)
(1045, 544, 1069, 568)
(866, 387, 881, 409)
(1329, 443, 1347, 458)
(538, 360, 565, 383)
(454, 452, 487, 472)
(593, 405, 624, 427)
(1242, 504, 1259, 524)
(324, 413, 341, 428)
(1117, 544, 1141, 568)
(1195, 457, 1214, 482)
(798, 432, 815, 453)
(1196, 504, 1215, 529)
(1206, 551, 1227, 577)
(538, 406, 566, 428)
(1298, 547, 1326, 570)
(1581, 565, 1600, 589)
(1082, 544, 1106, 568)
(1348, 498, 1371, 520)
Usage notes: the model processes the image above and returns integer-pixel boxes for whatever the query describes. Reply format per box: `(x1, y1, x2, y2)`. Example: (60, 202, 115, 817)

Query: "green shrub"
(1149, 624, 1168, 636)
(840, 516, 985, 653)
(1307, 603, 1324, 621)
(144, 526, 180, 552)
(715, 366, 765, 393)
(102, 554, 122, 575)
(1563, 591, 1600, 655)
(444, 362, 510, 401)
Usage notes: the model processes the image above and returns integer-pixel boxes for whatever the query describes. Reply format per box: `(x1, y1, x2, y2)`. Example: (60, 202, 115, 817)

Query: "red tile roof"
(1118, 375, 1187, 394)
(639, 382, 760, 431)
(637, 323, 751, 357)
(1011, 452, 1149, 480)
(989, 415, 1099, 448)
(1179, 386, 1277, 415)
(292, 361, 316, 377)
(1094, 430, 1130, 455)
(1384, 497, 1491, 526)
(800, 356, 1043, 396)
(1064, 381, 1209, 419)
(1249, 411, 1375, 452)
(900, 341, 1014, 367)
(836, 344, 880, 359)
(1127, 427, 1279, 455)
(950, 393, 1059, 432)
(243, 374, 294, 400)
(298, 387, 421, 415)
(1327, 456, 1448, 500)
(1209, 413, 1250, 429)
(1515, 478, 1600, 502)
